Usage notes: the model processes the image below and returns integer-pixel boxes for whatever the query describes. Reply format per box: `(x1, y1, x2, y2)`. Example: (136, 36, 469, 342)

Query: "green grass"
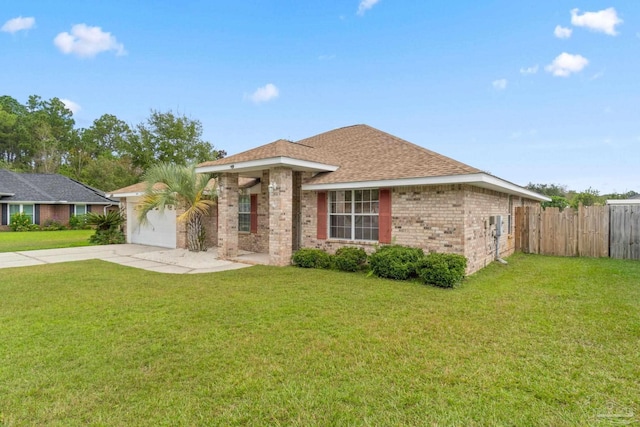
(1, 254, 639, 426)
(0, 229, 95, 252)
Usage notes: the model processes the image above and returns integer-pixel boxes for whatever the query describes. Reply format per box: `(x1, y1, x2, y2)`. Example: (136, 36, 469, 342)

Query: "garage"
(126, 197, 177, 249)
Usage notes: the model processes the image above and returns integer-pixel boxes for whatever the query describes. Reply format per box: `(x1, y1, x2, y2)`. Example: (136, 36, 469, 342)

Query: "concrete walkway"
(0, 244, 264, 274)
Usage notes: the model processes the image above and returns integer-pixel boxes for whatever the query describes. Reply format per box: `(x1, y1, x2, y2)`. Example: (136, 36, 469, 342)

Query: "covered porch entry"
(196, 140, 339, 266)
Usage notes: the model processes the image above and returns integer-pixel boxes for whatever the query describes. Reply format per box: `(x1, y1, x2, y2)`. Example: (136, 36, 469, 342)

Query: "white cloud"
(318, 54, 336, 61)
(570, 8, 622, 36)
(357, 0, 380, 16)
(1, 16, 35, 34)
(492, 79, 507, 90)
(54, 24, 125, 58)
(520, 65, 539, 75)
(545, 52, 588, 77)
(554, 25, 572, 39)
(60, 98, 81, 114)
(248, 83, 279, 104)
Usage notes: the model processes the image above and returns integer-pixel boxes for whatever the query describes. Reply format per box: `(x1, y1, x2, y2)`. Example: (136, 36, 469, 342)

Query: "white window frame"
(74, 204, 87, 216)
(8, 204, 35, 224)
(328, 189, 379, 241)
(238, 194, 251, 233)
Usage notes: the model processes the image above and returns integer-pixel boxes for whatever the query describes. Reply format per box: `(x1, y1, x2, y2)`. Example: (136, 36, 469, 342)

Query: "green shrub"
(41, 218, 66, 231)
(333, 246, 368, 272)
(368, 245, 424, 280)
(69, 214, 90, 230)
(418, 253, 467, 288)
(292, 248, 332, 269)
(9, 213, 39, 232)
(89, 229, 126, 245)
(86, 210, 126, 245)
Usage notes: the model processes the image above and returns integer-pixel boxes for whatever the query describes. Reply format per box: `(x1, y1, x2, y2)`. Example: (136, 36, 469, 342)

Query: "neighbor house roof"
(196, 125, 549, 201)
(0, 170, 116, 204)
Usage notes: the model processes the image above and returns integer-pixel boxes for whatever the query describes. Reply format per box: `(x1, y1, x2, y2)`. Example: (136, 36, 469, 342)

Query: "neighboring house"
(111, 125, 549, 273)
(0, 170, 117, 229)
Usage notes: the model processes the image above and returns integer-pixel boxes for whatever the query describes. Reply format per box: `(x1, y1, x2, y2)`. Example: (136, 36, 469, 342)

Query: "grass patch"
(0, 254, 639, 425)
(0, 229, 94, 252)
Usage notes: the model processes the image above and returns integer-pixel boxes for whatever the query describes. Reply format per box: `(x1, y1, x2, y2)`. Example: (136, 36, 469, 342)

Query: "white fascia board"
(606, 199, 640, 205)
(196, 157, 338, 174)
(302, 173, 551, 202)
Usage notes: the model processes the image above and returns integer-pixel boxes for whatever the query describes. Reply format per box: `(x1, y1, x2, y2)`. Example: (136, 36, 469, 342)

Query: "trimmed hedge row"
(291, 245, 467, 288)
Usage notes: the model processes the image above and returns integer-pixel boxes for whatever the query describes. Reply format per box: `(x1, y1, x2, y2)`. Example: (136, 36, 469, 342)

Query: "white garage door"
(127, 201, 177, 248)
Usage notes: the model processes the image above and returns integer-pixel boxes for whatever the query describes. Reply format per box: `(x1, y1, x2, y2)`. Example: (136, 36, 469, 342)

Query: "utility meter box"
(495, 215, 503, 237)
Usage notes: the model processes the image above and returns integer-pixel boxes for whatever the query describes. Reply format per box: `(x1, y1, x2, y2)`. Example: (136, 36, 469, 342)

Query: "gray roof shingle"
(0, 170, 116, 204)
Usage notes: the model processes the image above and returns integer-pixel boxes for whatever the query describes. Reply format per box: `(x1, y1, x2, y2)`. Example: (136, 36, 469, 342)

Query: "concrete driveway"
(0, 244, 258, 274)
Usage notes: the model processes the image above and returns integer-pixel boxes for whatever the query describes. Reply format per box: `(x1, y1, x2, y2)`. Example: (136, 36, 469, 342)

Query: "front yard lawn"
(0, 229, 94, 252)
(0, 254, 638, 425)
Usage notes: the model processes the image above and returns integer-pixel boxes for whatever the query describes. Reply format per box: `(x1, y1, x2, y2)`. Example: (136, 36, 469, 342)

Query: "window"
(238, 194, 251, 232)
(329, 189, 379, 241)
(75, 204, 87, 216)
(9, 204, 34, 224)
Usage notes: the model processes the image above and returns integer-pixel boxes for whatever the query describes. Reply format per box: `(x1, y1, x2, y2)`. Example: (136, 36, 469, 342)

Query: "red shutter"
(250, 194, 258, 234)
(317, 192, 327, 240)
(379, 188, 392, 243)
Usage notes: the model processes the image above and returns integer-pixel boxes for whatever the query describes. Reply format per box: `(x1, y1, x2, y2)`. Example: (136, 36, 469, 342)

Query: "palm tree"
(137, 163, 215, 252)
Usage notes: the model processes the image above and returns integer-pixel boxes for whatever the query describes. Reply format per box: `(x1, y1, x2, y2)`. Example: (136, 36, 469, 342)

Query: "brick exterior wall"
(238, 170, 269, 253)
(268, 167, 293, 266)
(175, 204, 217, 250)
(38, 204, 71, 225)
(301, 183, 541, 274)
(217, 173, 239, 259)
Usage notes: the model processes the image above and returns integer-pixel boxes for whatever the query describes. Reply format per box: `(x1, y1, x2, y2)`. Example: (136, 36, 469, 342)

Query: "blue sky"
(2, 1, 638, 193)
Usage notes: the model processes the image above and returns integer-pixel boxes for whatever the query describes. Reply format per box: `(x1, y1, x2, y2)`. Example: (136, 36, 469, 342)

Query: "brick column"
(217, 173, 239, 259)
(268, 167, 293, 266)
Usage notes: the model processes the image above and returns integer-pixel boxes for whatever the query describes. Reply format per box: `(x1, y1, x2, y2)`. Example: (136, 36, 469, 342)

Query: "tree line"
(525, 183, 638, 210)
(0, 95, 225, 191)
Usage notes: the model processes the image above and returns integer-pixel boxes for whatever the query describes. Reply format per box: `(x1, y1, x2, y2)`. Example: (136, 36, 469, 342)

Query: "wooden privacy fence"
(610, 204, 640, 260)
(515, 205, 610, 257)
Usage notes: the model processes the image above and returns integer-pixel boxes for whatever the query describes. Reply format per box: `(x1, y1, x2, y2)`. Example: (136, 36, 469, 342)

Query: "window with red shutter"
(317, 192, 327, 239)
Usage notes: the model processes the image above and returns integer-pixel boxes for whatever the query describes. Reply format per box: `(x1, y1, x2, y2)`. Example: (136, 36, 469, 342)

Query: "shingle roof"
(0, 170, 115, 204)
(197, 125, 481, 185)
(299, 125, 481, 185)
(198, 139, 335, 168)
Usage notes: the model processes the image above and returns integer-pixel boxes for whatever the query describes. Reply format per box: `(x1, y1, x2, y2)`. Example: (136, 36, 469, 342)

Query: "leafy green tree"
(133, 110, 225, 169)
(0, 96, 28, 166)
(81, 114, 135, 158)
(525, 183, 568, 198)
(22, 95, 75, 173)
(137, 163, 215, 252)
(541, 195, 570, 211)
(569, 187, 603, 208)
